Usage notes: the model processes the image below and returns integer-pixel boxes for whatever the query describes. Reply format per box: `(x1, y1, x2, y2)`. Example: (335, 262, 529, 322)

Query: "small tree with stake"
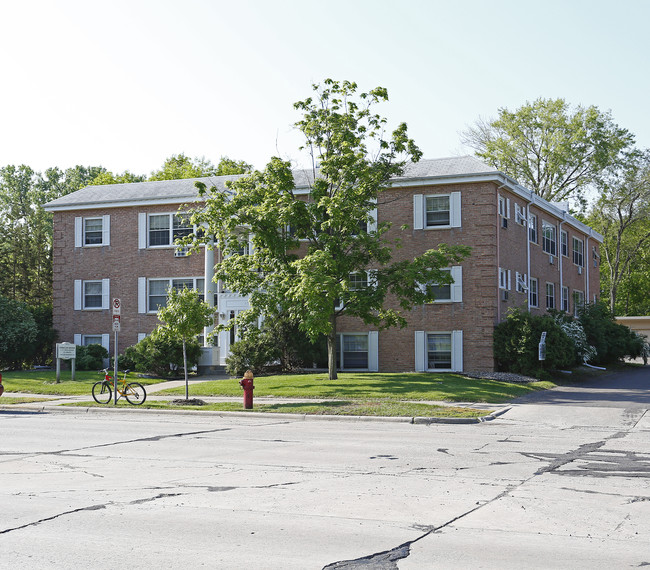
(155, 286, 213, 401)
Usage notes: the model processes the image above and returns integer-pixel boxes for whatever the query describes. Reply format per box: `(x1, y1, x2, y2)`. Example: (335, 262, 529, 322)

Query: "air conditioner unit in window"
(549, 255, 554, 264)
(577, 266, 583, 275)
(174, 246, 189, 257)
(501, 290, 509, 301)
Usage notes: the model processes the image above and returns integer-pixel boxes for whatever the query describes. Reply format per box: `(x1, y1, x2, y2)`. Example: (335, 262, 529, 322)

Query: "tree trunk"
(183, 339, 189, 400)
(327, 314, 338, 380)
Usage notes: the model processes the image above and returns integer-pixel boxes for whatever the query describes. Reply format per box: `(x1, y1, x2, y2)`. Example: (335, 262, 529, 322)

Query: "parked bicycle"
(92, 369, 147, 405)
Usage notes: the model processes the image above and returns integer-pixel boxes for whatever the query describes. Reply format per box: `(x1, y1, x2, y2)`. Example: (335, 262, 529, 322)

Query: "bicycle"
(92, 369, 147, 405)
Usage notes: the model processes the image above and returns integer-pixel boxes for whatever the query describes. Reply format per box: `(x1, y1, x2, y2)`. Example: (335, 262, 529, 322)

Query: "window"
(75, 215, 110, 247)
(515, 203, 527, 225)
(336, 334, 369, 369)
(573, 290, 584, 317)
(561, 230, 568, 257)
(499, 268, 511, 290)
(529, 278, 538, 307)
(74, 279, 109, 311)
(546, 282, 555, 309)
(82, 335, 103, 346)
(593, 247, 600, 268)
(573, 237, 584, 267)
(146, 277, 204, 312)
(348, 272, 368, 290)
(515, 272, 527, 293)
(422, 266, 462, 302)
(427, 333, 452, 369)
(146, 213, 193, 247)
(562, 286, 569, 312)
(426, 195, 450, 226)
(528, 214, 538, 243)
(542, 222, 556, 256)
(413, 193, 461, 229)
(498, 195, 510, 218)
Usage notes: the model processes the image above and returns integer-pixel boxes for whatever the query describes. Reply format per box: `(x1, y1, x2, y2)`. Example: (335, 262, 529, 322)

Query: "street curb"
(0, 403, 512, 424)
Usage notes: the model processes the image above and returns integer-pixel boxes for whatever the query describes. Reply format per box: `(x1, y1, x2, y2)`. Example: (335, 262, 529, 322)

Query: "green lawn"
(0, 369, 165, 396)
(0, 396, 52, 405)
(159, 372, 555, 403)
(66, 398, 490, 418)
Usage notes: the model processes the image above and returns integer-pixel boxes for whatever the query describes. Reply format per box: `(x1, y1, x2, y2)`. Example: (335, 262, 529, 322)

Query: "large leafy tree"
(461, 98, 635, 207)
(587, 152, 650, 314)
(0, 296, 38, 370)
(150, 154, 252, 181)
(192, 79, 470, 380)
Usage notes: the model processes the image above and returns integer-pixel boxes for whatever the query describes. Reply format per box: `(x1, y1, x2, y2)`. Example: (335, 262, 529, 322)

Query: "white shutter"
(102, 279, 110, 309)
(413, 194, 424, 230)
(138, 277, 147, 313)
(138, 213, 147, 249)
(102, 215, 110, 246)
(74, 280, 82, 310)
(451, 266, 463, 302)
(414, 331, 425, 372)
(101, 334, 110, 352)
(74, 217, 82, 247)
(450, 192, 462, 228)
(73, 334, 82, 346)
(368, 202, 378, 232)
(506, 198, 511, 219)
(451, 330, 463, 372)
(507, 270, 512, 291)
(368, 331, 378, 372)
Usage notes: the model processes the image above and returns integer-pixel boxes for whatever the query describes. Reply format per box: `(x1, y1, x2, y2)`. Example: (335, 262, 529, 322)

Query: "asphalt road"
(1, 368, 649, 569)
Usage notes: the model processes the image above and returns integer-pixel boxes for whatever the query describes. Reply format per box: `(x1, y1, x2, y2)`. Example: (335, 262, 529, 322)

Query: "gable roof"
(44, 156, 496, 211)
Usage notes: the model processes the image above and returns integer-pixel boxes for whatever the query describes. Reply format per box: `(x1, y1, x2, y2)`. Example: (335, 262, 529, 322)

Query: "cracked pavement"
(1, 367, 649, 569)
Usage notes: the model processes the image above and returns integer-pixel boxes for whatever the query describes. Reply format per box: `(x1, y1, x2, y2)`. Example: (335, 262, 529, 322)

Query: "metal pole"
(114, 331, 118, 405)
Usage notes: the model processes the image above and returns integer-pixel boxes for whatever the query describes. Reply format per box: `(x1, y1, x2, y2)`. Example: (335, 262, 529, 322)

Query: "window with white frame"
(573, 290, 584, 317)
(546, 282, 555, 309)
(562, 286, 569, 312)
(529, 278, 539, 307)
(542, 221, 557, 256)
(515, 203, 527, 225)
(560, 230, 568, 257)
(423, 266, 462, 303)
(498, 195, 510, 219)
(427, 333, 452, 369)
(414, 330, 463, 372)
(529, 213, 538, 243)
(82, 335, 103, 346)
(336, 333, 368, 369)
(74, 279, 109, 311)
(499, 268, 511, 290)
(413, 193, 461, 229)
(145, 277, 204, 312)
(146, 213, 193, 247)
(573, 237, 584, 267)
(75, 215, 110, 247)
(515, 272, 527, 293)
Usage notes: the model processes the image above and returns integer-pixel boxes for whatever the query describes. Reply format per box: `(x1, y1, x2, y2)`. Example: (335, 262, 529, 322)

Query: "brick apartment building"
(44, 156, 602, 373)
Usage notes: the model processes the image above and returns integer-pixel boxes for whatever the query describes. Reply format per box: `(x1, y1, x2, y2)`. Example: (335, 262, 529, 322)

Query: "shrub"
(119, 334, 202, 378)
(76, 343, 108, 370)
(578, 302, 645, 365)
(226, 328, 280, 377)
(494, 308, 577, 377)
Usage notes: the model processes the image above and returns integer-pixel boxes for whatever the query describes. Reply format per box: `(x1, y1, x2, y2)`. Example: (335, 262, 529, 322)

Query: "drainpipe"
(204, 236, 216, 353)
(525, 192, 534, 311)
(585, 234, 590, 302)
(558, 217, 565, 309)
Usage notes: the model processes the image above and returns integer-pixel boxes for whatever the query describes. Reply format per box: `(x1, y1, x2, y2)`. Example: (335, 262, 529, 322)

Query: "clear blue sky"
(1, 0, 649, 176)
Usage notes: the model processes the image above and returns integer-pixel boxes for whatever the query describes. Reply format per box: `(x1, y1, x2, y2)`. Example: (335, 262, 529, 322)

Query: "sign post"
(112, 299, 121, 405)
(55, 342, 77, 383)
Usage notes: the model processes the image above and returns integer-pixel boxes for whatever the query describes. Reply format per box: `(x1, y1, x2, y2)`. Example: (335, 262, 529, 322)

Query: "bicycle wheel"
(92, 381, 112, 404)
(125, 382, 147, 405)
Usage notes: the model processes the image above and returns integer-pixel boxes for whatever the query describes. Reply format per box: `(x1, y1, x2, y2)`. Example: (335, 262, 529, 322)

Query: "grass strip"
(65, 398, 490, 418)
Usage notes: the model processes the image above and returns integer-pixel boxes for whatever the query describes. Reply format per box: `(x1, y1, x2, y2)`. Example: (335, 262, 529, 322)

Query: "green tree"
(587, 152, 650, 314)
(90, 170, 146, 186)
(0, 296, 38, 370)
(461, 98, 635, 207)
(214, 156, 253, 176)
(154, 286, 213, 400)
(150, 153, 252, 181)
(193, 79, 470, 380)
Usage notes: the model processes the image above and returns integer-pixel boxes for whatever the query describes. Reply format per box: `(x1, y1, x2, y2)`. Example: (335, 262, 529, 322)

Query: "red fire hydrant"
(239, 370, 254, 409)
